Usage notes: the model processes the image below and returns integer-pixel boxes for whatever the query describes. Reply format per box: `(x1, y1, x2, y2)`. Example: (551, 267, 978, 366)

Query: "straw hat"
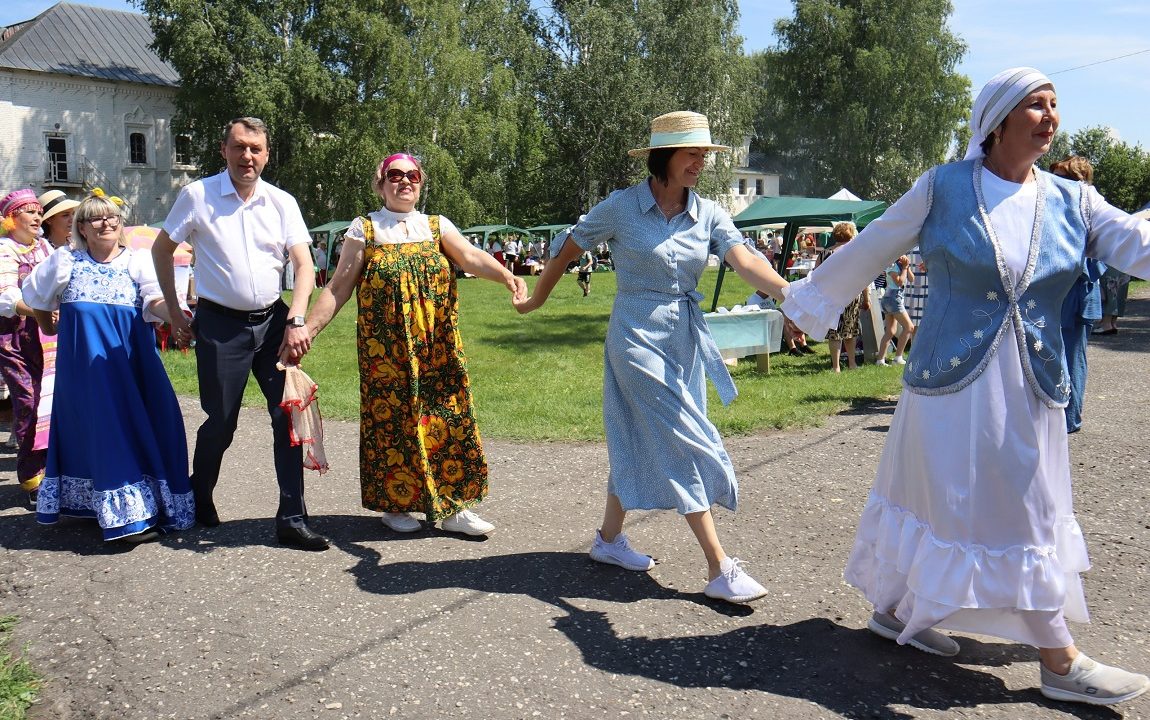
(37, 190, 80, 222)
(627, 111, 731, 157)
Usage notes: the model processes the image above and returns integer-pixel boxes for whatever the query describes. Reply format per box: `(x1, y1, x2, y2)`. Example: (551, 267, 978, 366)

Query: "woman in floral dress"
(305, 153, 526, 536)
(0, 189, 52, 506)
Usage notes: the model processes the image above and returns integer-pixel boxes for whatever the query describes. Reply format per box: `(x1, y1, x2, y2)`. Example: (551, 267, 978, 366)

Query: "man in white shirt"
(152, 117, 325, 551)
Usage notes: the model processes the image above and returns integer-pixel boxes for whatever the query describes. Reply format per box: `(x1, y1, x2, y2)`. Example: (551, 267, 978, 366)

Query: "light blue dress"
(571, 179, 744, 514)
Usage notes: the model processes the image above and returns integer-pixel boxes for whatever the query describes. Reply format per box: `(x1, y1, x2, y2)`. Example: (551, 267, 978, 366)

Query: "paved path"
(1, 291, 1148, 720)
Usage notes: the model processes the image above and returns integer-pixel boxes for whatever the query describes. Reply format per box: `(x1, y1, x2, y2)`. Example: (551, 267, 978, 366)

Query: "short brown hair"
(1049, 155, 1094, 184)
(830, 221, 857, 244)
(222, 117, 269, 144)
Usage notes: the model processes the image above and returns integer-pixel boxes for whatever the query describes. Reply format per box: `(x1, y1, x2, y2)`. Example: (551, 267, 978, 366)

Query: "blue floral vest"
(903, 159, 1091, 408)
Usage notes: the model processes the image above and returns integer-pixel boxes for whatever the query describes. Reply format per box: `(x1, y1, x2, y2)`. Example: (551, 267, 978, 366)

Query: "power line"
(1049, 48, 1150, 75)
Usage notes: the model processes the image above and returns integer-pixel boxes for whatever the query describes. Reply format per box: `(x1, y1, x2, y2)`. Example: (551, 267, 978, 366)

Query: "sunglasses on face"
(86, 215, 121, 228)
(385, 168, 422, 184)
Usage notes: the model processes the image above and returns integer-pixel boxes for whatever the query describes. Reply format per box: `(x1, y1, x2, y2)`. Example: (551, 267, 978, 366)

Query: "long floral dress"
(352, 210, 487, 521)
(0, 235, 51, 493)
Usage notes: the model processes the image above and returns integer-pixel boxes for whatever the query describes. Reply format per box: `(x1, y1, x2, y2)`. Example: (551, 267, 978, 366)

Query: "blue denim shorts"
(880, 293, 905, 315)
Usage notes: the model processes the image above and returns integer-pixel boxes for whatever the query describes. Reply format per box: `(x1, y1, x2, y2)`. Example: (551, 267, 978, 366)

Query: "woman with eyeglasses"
(304, 153, 527, 537)
(23, 192, 193, 542)
(0, 189, 52, 507)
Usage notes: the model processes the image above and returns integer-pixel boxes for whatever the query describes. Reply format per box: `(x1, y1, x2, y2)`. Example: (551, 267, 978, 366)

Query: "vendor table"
(703, 308, 784, 373)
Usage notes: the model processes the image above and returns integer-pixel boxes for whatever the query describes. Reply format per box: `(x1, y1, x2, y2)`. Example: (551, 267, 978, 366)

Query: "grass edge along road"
(160, 267, 909, 441)
(0, 616, 40, 720)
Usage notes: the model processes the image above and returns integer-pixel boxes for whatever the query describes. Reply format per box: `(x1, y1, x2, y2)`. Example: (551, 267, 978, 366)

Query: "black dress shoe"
(276, 525, 330, 551)
(798, 344, 817, 355)
(195, 502, 221, 528)
(787, 348, 804, 357)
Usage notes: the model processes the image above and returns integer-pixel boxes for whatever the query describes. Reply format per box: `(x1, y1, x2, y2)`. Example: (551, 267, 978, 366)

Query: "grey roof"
(0, 2, 178, 86)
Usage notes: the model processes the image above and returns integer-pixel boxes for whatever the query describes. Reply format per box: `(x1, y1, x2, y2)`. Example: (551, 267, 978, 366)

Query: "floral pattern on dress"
(356, 215, 487, 520)
(59, 250, 144, 308)
(35, 473, 195, 531)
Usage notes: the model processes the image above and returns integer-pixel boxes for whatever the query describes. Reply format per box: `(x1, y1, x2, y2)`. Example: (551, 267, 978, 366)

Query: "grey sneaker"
(867, 611, 960, 657)
(1041, 654, 1150, 706)
(589, 531, 654, 571)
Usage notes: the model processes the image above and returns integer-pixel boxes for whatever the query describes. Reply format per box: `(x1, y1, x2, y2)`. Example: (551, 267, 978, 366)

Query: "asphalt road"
(1, 291, 1147, 720)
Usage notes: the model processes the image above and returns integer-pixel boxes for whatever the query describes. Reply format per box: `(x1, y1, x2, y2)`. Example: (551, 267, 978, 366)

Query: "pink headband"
(377, 153, 421, 180)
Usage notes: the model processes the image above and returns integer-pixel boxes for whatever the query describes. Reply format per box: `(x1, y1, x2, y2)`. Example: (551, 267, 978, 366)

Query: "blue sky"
(4, 0, 1148, 147)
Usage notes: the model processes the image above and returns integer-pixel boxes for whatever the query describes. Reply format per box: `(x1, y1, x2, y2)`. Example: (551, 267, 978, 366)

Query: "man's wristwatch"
(288, 315, 306, 328)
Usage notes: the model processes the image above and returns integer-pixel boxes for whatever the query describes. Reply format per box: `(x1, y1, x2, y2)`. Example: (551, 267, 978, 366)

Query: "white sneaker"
(381, 512, 422, 533)
(875, 358, 889, 366)
(589, 531, 654, 571)
(703, 557, 767, 604)
(439, 509, 495, 536)
(1041, 654, 1150, 705)
(892, 356, 906, 365)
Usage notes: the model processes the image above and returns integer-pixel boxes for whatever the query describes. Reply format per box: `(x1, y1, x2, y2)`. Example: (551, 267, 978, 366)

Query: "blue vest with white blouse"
(903, 159, 1090, 408)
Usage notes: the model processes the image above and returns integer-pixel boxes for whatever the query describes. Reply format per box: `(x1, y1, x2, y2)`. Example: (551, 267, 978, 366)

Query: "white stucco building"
(724, 138, 781, 216)
(0, 2, 194, 224)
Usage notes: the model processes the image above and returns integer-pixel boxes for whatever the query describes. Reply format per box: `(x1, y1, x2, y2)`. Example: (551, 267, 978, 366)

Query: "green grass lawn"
(0, 617, 39, 720)
(161, 267, 905, 441)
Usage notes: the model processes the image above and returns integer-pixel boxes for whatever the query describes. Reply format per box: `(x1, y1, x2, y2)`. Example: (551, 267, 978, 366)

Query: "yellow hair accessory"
(1, 216, 14, 235)
(88, 188, 125, 207)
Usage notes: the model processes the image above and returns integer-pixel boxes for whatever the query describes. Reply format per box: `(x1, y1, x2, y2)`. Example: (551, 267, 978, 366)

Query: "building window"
(129, 132, 147, 165)
(174, 135, 193, 166)
(46, 135, 70, 182)
(755, 179, 764, 195)
(738, 178, 747, 195)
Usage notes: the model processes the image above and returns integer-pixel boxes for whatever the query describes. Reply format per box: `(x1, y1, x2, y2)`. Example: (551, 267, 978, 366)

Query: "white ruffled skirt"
(844, 331, 1089, 649)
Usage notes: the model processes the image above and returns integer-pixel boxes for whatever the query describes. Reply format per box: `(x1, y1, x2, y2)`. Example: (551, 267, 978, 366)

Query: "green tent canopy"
(709, 196, 889, 311)
(460, 224, 534, 247)
(308, 220, 352, 274)
(527, 223, 573, 241)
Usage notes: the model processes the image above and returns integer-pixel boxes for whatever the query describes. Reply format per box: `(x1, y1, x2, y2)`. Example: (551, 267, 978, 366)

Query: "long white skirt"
(844, 331, 1088, 648)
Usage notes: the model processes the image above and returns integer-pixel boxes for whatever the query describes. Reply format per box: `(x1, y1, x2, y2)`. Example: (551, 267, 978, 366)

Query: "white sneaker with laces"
(892, 356, 906, 365)
(381, 512, 423, 533)
(589, 531, 654, 571)
(439, 509, 495, 536)
(875, 358, 889, 366)
(704, 557, 767, 604)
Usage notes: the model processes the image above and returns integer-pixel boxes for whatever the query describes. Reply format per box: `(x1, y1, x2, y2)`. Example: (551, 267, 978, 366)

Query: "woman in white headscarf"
(783, 68, 1150, 705)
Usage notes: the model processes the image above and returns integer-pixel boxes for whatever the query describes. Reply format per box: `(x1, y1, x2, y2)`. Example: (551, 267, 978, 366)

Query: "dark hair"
(647, 148, 676, 184)
(980, 115, 1008, 157)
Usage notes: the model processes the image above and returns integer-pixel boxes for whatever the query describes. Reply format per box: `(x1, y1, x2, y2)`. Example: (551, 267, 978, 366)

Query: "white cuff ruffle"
(778, 276, 840, 338)
(0, 286, 22, 318)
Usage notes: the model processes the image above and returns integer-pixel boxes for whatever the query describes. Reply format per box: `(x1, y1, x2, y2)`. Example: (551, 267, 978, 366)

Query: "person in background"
(152, 117, 323, 551)
(516, 111, 789, 605)
(36, 191, 79, 250)
(1049, 156, 1104, 433)
(576, 250, 595, 296)
(875, 255, 915, 365)
(783, 67, 1150, 705)
(25, 193, 193, 543)
(819, 222, 867, 372)
(314, 242, 328, 288)
(745, 289, 814, 357)
(0, 189, 51, 507)
(304, 153, 525, 537)
(1094, 265, 1129, 335)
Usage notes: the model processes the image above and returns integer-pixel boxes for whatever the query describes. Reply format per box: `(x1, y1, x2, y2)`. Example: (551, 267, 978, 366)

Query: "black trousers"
(191, 300, 306, 526)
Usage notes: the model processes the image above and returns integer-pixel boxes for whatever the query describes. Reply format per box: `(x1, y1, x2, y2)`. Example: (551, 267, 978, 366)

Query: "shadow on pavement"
(336, 545, 1116, 720)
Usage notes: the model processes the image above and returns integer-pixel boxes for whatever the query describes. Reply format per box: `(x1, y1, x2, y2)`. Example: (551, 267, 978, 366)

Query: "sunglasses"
(384, 168, 422, 184)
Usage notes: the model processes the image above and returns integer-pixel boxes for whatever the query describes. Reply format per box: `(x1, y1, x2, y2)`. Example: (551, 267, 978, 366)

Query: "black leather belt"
(198, 298, 280, 324)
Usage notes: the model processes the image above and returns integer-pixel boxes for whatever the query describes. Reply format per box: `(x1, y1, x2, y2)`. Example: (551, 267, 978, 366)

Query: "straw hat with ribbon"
(628, 111, 731, 157)
(37, 190, 80, 222)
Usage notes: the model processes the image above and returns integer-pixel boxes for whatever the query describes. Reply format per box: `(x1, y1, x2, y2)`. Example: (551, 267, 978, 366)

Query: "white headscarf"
(963, 67, 1054, 160)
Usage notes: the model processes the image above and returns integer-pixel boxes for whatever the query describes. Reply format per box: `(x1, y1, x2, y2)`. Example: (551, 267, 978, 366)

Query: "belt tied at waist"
(684, 289, 738, 406)
(198, 297, 282, 324)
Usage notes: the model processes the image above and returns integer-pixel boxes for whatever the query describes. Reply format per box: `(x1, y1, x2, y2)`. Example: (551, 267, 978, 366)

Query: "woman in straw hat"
(37, 190, 79, 250)
(783, 67, 1150, 705)
(0, 188, 52, 507)
(516, 111, 790, 604)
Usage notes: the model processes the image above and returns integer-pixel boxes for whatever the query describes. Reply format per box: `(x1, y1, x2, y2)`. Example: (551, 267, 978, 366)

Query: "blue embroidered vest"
(903, 159, 1091, 408)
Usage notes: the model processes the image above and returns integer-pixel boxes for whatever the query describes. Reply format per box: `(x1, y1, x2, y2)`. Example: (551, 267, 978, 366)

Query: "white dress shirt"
(163, 171, 310, 311)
